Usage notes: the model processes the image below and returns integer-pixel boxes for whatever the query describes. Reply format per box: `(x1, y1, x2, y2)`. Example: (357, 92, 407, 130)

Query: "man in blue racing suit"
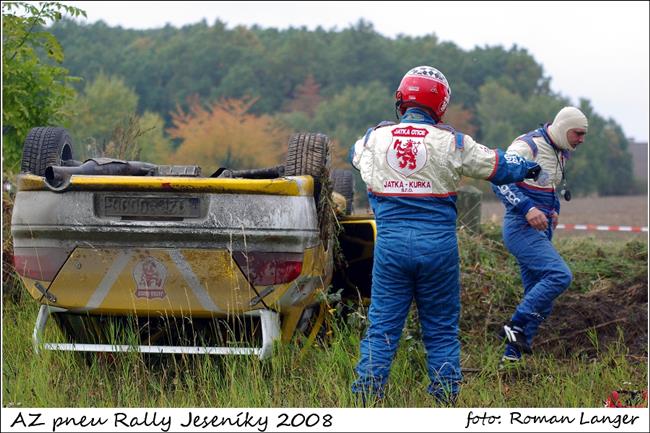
(492, 106, 588, 364)
(349, 66, 542, 405)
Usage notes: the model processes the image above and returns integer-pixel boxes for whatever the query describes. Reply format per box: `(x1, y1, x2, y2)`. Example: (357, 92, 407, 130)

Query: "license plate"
(99, 195, 202, 218)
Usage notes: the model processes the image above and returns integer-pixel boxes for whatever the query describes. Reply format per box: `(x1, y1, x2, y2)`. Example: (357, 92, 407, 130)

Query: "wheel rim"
(61, 143, 73, 162)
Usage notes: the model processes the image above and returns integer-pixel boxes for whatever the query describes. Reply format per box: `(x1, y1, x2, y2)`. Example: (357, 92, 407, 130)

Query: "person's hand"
(551, 211, 559, 230)
(526, 207, 548, 231)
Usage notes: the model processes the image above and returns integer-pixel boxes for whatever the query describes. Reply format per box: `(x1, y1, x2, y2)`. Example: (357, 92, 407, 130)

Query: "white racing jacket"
(351, 109, 535, 229)
(492, 125, 565, 217)
(353, 122, 502, 197)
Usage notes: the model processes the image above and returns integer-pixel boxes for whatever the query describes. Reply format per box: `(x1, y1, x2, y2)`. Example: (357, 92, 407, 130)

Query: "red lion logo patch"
(387, 126, 428, 176)
(133, 256, 167, 299)
(393, 139, 419, 170)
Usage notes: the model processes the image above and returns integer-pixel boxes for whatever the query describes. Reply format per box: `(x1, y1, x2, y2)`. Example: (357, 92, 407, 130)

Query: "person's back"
(349, 65, 541, 406)
(357, 110, 526, 229)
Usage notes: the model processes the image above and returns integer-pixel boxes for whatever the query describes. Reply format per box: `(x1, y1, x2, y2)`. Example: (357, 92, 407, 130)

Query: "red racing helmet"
(395, 66, 451, 120)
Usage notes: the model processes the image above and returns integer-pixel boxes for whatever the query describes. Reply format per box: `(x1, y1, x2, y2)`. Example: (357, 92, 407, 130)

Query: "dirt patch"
(535, 276, 648, 359)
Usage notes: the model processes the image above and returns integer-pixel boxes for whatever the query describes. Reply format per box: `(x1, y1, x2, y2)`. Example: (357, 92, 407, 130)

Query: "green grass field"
(2, 226, 647, 408)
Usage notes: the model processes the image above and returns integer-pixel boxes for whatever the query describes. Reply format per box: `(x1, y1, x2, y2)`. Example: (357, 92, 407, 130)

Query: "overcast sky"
(63, 1, 649, 142)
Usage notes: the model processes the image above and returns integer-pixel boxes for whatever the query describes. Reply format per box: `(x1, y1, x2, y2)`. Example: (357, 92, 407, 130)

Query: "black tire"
(21, 126, 74, 176)
(285, 132, 332, 243)
(330, 168, 355, 215)
(284, 132, 330, 179)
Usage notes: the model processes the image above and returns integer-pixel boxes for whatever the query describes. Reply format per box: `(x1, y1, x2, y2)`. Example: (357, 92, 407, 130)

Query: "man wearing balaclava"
(491, 106, 588, 365)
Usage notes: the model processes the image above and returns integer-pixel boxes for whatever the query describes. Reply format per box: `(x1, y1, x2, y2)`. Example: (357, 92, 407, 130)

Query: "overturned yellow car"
(11, 127, 375, 359)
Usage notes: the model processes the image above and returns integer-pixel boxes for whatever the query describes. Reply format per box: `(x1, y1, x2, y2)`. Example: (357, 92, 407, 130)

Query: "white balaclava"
(547, 106, 588, 151)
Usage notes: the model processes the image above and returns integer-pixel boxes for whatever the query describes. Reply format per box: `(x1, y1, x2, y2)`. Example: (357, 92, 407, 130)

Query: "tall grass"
(3, 298, 646, 408)
(2, 225, 647, 408)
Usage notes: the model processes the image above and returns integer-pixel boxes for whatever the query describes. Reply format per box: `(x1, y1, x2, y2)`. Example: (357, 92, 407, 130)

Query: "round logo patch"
(387, 126, 429, 177)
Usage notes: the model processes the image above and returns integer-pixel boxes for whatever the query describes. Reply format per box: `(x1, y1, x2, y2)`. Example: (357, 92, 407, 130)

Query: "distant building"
(628, 139, 648, 181)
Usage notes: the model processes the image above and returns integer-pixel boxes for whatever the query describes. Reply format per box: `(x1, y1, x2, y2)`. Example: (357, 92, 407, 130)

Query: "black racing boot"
(501, 323, 532, 355)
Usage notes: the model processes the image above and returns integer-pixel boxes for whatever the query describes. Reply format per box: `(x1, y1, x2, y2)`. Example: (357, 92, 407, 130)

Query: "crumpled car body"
(11, 129, 376, 359)
(12, 173, 344, 358)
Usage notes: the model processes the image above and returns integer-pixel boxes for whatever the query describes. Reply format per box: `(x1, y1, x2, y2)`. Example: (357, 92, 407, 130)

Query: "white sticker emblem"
(133, 256, 167, 299)
(388, 126, 428, 177)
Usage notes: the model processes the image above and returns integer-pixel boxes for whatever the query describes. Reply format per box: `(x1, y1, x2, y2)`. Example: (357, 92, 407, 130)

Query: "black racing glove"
(524, 161, 542, 181)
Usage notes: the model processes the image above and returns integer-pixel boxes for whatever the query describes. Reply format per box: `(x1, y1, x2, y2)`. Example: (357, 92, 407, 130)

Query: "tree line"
(3, 6, 638, 196)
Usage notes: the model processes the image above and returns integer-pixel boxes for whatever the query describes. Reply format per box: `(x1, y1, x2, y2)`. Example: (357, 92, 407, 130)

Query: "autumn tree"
(443, 104, 478, 137)
(285, 74, 322, 117)
(168, 96, 290, 174)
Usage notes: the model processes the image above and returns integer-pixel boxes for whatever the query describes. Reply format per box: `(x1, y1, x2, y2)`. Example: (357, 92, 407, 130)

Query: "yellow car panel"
(16, 173, 314, 196)
(42, 245, 330, 320)
(48, 248, 256, 316)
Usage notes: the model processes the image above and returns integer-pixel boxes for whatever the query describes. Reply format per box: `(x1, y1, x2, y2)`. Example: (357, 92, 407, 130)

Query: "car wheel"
(284, 132, 330, 179)
(330, 168, 354, 215)
(21, 126, 74, 176)
(284, 132, 332, 243)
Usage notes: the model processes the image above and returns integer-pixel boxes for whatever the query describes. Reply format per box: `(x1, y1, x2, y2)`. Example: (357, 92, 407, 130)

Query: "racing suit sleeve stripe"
(486, 150, 499, 181)
(488, 149, 531, 185)
(363, 127, 373, 145)
(369, 189, 457, 198)
(460, 137, 528, 183)
(515, 182, 554, 192)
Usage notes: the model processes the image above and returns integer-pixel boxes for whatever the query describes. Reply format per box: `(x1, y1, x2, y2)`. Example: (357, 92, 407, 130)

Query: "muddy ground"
(535, 275, 648, 359)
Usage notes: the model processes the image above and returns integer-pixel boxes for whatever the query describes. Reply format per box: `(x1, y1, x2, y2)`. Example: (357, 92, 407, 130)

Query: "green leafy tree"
(2, 1, 85, 172)
(66, 72, 138, 157)
(311, 81, 394, 165)
(136, 111, 174, 164)
(476, 80, 565, 148)
(321, 20, 395, 93)
(66, 72, 172, 161)
(477, 82, 636, 196)
(566, 99, 636, 196)
(47, 19, 637, 196)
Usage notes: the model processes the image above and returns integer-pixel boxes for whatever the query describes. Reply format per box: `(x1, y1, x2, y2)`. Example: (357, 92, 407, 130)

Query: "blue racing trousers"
(503, 213, 573, 347)
(351, 226, 462, 399)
